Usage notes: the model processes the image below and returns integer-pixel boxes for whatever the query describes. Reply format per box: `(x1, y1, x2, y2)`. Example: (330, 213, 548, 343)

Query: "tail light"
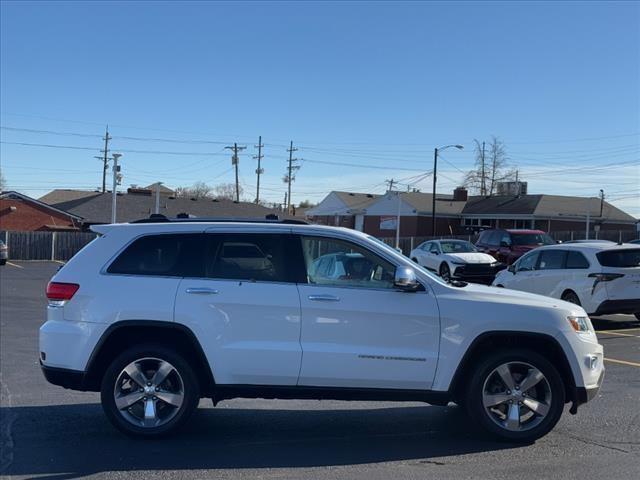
(46, 282, 79, 306)
(588, 273, 624, 295)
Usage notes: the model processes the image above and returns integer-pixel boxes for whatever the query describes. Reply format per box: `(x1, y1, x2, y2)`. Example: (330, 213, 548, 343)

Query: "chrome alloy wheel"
(482, 361, 552, 432)
(113, 357, 184, 428)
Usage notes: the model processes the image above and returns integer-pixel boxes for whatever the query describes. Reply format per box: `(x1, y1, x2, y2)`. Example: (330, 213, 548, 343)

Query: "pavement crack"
(557, 431, 630, 454)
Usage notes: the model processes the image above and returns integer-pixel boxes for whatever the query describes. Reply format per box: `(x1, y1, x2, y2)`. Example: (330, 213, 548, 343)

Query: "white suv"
(493, 243, 640, 320)
(40, 217, 604, 441)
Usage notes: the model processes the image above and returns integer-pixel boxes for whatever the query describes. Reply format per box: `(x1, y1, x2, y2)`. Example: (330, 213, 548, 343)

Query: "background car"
(409, 239, 502, 284)
(476, 229, 555, 265)
(493, 243, 640, 321)
(628, 239, 640, 245)
(0, 240, 8, 265)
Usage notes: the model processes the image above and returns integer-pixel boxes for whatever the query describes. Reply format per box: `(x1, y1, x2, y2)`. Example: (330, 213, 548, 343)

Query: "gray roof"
(462, 194, 636, 223)
(48, 191, 289, 224)
(401, 192, 465, 215)
(39, 189, 102, 205)
(333, 191, 380, 209)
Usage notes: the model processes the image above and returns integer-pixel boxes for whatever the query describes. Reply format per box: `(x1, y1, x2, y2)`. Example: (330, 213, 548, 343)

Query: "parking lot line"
(6, 261, 24, 268)
(604, 357, 640, 368)
(598, 330, 640, 338)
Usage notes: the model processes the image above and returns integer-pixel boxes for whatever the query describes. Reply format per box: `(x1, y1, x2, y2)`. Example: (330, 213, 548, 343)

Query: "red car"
(475, 229, 555, 265)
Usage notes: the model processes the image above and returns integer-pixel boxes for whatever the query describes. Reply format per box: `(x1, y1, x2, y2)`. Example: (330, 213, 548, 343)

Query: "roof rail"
(130, 214, 309, 225)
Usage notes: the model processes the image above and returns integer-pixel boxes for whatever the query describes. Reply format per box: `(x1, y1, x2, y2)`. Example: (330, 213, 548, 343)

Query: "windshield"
(511, 233, 555, 246)
(597, 249, 640, 268)
(440, 240, 477, 253)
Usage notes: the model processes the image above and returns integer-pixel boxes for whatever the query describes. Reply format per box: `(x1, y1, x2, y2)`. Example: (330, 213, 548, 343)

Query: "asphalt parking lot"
(1, 261, 638, 480)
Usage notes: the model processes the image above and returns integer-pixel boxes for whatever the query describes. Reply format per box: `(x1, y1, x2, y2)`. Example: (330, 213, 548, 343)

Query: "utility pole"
(154, 182, 162, 214)
(480, 141, 486, 196)
(599, 189, 605, 217)
(284, 141, 300, 213)
(432, 148, 438, 236)
(225, 143, 246, 202)
(254, 136, 264, 204)
(94, 125, 111, 193)
(386, 178, 395, 192)
(111, 153, 122, 223)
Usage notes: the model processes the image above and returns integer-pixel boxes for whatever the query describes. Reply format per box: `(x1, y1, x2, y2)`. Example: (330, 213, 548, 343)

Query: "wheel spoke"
(519, 368, 545, 392)
(483, 393, 511, 408)
(151, 361, 174, 386)
(496, 364, 516, 391)
(143, 398, 157, 427)
(124, 362, 149, 388)
(156, 391, 184, 408)
(505, 402, 521, 431)
(115, 391, 144, 410)
(523, 397, 550, 417)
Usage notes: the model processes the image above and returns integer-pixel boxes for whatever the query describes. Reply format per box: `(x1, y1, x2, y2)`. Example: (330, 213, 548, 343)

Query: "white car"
(410, 239, 503, 284)
(493, 243, 640, 320)
(40, 216, 604, 441)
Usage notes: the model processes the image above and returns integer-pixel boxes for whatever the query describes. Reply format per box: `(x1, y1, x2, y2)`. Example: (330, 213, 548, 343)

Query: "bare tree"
(214, 183, 244, 201)
(464, 137, 517, 196)
(0, 168, 5, 192)
(174, 181, 213, 199)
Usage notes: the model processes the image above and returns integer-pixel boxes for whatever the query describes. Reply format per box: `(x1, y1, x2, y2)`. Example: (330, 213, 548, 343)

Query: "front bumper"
(572, 369, 605, 412)
(592, 299, 640, 316)
(452, 264, 505, 285)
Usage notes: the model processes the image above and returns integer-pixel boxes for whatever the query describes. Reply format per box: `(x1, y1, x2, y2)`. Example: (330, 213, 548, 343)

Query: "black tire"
(0, 259, 6, 266)
(439, 263, 451, 282)
(100, 344, 200, 438)
(562, 290, 581, 306)
(464, 348, 565, 443)
(634, 312, 640, 322)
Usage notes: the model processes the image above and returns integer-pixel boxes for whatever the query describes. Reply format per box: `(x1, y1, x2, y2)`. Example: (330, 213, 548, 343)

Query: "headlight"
(567, 315, 591, 333)
(450, 261, 466, 265)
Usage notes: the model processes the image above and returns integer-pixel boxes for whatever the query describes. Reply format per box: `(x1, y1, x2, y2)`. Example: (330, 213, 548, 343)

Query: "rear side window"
(538, 250, 566, 270)
(566, 250, 590, 269)
(108, 234, 204, 277)
(596, 249, 640, 268)
(206, 233, 302, 283)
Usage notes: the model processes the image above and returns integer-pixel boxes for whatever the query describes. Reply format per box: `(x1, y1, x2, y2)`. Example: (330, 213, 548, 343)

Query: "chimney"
(453, 187, 468, 201)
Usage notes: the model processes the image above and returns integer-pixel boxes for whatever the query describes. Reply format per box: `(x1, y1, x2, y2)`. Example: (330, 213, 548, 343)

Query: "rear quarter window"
(566, 250, 590, 269)
(107, 233, 204, 277)
(596, 249, 640, 268)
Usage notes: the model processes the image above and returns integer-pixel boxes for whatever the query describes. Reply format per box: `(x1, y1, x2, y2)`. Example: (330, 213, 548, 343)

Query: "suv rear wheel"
(465, 348, 565, 442)
(100, 345, 200, 437)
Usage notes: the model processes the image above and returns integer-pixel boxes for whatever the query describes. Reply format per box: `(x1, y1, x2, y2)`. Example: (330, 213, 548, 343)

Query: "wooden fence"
(0, 231, 98, 261)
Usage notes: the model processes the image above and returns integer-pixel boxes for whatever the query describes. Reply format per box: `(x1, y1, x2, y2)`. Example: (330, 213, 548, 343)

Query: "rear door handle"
(185, 287, 219, 295)
(308, 294, 340, 302)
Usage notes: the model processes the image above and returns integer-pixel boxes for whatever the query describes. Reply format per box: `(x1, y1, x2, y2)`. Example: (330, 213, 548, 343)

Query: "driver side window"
(429, 243, 440, 254)
(516, 252, 539, 272)
(301, 236, 396, 289)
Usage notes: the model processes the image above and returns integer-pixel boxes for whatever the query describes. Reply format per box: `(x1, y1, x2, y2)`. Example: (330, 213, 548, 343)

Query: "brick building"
(0, 191, 82, 231)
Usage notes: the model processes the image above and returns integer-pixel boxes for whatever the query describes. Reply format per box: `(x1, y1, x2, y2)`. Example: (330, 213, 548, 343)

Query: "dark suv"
(476, 229, 555, 265)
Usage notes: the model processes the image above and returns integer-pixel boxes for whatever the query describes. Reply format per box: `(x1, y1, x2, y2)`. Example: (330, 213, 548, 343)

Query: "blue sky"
(1, 1, 638, 216)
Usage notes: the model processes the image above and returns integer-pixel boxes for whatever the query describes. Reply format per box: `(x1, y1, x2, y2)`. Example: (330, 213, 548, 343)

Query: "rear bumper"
(41, 362, 89, 391)
(592, 299, 640, 316)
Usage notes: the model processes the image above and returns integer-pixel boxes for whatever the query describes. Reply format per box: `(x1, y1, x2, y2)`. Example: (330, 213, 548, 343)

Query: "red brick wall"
(0, 199, 78, 231)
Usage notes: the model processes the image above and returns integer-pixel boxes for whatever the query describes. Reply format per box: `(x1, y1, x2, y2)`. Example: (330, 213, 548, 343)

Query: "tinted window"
(488, 231, 502, 246)
(206, 233, 300, 283)
(108, 234, 204, 277)
(596, 249, 640, 267)
(516, 252, 539, 272)
(301, 236, 396, 289)
(538, 250, 566, 270)
(511, 233, 555, 246)
(566, 251, 590, 269)
(499, 232, 511, 246)
(429, 243, 440, 253)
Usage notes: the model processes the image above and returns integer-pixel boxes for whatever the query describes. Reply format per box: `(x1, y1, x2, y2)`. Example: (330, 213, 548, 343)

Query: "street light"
(111, 153, 122, 224)
(432, 145, 463, 236)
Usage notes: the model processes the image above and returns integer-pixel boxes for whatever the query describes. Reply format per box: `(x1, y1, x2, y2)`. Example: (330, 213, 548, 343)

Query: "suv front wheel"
(100, 345, 200, 437)
(465, 349, 565, 442)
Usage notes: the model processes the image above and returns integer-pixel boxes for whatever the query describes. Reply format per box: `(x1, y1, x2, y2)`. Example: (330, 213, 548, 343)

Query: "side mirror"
(500, 241, 511, 248)
(394, 266, 421, 292)
(508, 264, 516, 274)
(433, 251, 439, 255)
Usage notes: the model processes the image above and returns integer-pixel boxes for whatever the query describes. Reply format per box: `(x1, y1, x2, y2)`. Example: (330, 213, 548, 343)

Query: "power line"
(284, 141, 300, 211)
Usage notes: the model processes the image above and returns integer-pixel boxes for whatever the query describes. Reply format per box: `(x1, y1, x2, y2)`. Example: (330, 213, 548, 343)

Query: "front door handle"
(185, 287, 219, 295)
(308, 294, 340, 302)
